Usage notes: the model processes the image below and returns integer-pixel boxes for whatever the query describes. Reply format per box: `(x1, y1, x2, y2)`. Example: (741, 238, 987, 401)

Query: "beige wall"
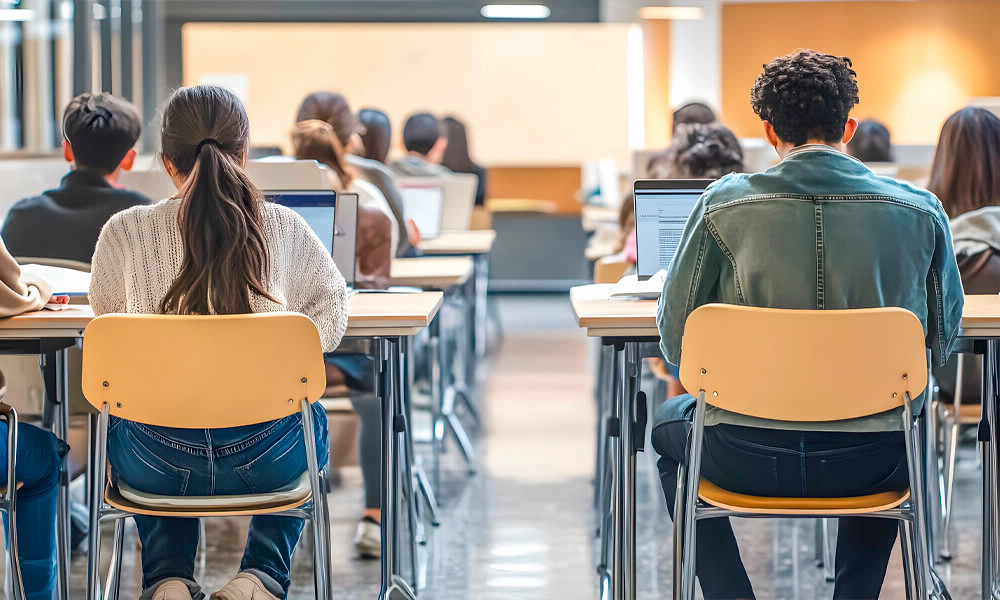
(721, 0, 1000, 145)
(182, 22, 634, 166)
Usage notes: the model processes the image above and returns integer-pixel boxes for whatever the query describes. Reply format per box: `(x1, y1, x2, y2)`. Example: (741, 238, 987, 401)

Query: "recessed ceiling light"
(481, 4, 552, 19)
(639, 6, 704, 20)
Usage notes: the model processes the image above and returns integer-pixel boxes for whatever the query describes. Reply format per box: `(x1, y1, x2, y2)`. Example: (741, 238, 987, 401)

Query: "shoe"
(354, 516, 381, 559)
(151, 579, 194, 600)
(210, 573, 279, 600)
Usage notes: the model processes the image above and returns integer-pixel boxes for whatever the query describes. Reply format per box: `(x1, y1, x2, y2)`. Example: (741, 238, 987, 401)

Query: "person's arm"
(285, 215, 349, 353)
(0, 237, 50, 317)
(927, 209, 965, 366)
(88, 216, 128, 316)
(656, 196, 723, 365)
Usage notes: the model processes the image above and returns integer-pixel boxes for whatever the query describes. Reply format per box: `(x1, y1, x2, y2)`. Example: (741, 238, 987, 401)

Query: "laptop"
(265, 190, 337, 254)
(398, 181, 446, 240)
(610, 179, 713, 300)
(333, 192, 358, 290)
(441, 173, 478, 231)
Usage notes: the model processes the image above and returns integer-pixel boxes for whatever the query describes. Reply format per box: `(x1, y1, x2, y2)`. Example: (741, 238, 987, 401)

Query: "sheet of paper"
(20, 264, 91, 296)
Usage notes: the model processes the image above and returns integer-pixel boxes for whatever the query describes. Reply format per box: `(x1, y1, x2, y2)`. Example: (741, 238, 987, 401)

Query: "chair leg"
(672, 464, 687, 600)
(103, 519, 125, 600)
(821, 519, 835, 582)
(197, 519, 207, 579)
(941, 422, 960, 560)
(6, 506, 24, 600)
(310, 477, 333, 600)
(899, 520, 917, 600)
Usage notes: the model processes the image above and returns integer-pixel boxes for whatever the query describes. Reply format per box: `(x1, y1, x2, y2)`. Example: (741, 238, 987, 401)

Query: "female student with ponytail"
(89, 85, 348, 600)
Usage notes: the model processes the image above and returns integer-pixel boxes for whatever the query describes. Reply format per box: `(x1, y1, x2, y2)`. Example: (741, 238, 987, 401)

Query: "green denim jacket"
(656, 145, 965, 429)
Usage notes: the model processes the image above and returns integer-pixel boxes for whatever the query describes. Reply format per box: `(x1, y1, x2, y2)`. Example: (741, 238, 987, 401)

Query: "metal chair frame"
(0, 368, 24, 600)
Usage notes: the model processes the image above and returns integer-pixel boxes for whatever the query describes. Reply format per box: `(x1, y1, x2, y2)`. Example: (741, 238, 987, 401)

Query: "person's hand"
(406, 219, 422, 245)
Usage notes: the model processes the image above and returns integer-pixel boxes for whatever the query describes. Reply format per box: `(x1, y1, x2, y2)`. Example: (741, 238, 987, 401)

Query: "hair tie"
(196, 138, 220, 153)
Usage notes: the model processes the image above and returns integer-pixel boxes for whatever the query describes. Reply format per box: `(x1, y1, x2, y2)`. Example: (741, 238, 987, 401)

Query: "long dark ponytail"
(158, 85, 276, 315)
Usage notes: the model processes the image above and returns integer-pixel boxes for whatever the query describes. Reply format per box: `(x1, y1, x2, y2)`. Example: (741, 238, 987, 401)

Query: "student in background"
(441, 116, 488, 206)
(653, 50, 963, 600)
(293, 119, 397, 268)
(0, 240, 68, 600)
(620, 122, 744, 263)
(671, 101, 717, 134)
(2, 93, 150, 264)
(358, 108, 392, 164)
(391, 112, 452, 177)
(847, 119, 893, 163)
(295, 93, 417, 256)
(90, 85, 348, 600)
(928, 107, 1000, 406)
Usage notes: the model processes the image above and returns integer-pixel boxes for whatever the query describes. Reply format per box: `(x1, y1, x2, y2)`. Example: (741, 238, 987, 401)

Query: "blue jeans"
(107, 403, 329, 599)
(652, 394, 908, 600)
(0, 422, 67, 600)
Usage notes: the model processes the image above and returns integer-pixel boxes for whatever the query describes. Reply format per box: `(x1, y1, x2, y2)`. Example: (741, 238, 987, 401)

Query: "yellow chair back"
(679, 304, 927, 422)
(82, 313, 326, 429)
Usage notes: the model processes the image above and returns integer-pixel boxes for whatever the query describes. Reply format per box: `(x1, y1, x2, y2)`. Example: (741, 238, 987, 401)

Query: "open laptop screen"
(633, 180, 712, 279)
(399, 183, 445, 239)
(265, 191, 337, 254)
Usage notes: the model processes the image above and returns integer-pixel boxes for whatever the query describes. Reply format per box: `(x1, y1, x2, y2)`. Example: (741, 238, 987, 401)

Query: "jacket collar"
(59, 168, 114, 190)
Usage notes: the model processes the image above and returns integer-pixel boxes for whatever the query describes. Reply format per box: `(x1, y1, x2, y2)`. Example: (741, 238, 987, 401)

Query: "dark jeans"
(651, 394, 909, 600)
(107, 403, 329, 599)
(1, 423, 67, 600)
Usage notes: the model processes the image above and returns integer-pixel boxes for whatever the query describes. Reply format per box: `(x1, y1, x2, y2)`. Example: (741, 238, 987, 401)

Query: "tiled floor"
(68, 294, 985, 599)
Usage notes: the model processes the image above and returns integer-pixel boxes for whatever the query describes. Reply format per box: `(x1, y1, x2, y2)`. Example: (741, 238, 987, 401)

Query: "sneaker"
(151, 579, 194, 600)
(210, 573, 279, 600)
(354, 516, 381, 559)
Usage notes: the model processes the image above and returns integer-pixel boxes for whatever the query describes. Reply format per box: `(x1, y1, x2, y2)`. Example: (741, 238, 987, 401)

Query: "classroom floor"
(68, 294, 984, 600)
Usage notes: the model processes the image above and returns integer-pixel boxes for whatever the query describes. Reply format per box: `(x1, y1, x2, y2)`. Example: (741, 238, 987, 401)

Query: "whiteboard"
(182, 22, 635, 166)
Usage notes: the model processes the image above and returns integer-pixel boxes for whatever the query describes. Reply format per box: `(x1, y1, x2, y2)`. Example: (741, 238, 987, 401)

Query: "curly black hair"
(750, 49, 859, 146)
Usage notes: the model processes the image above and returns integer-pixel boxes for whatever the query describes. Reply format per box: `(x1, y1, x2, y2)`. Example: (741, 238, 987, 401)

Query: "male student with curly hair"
(652, 49, 964, 599)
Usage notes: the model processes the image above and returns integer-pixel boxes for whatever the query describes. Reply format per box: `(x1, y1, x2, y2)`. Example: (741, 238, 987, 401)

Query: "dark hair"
(292, 119, 354, 190)
(750, 49, 859, 146)
(441, 116, 480, 173)
(847, 119, 893, 162)
(402, 112, 442, 156)
(928, 107, 1000, 218)
(295, 91, 357, 149)
(158, 85, 276, 315)
(62, 92, 142, 173)
(359, 108, 392, 163)
(648, 122, 744, 179)
(672, 102, 716, 134)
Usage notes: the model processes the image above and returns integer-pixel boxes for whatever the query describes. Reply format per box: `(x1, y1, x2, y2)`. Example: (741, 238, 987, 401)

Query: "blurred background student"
(848, 119, 894, 163)
(442, 116, 488, 206)
(392, 112, 451, 177)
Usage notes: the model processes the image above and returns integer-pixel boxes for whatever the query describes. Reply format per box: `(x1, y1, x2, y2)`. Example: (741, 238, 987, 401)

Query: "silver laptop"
(399, 181, 445, 240)
(610, 179, 712, 299)
(333, 192, 358, 290)
(441, 174, 478, 231)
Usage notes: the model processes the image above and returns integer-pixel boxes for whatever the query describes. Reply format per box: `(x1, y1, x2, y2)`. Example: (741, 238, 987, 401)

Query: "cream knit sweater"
(90, 198, 348, 353)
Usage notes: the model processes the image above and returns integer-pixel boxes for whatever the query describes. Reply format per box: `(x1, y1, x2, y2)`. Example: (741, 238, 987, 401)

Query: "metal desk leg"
(42, 349, 71, 600)
(377, 337, 417, 600)
(983, 339, 1000, 600)
(610, 341, 641, 600)
(473, 253, 489, 359)
(597, 345, 620, 600)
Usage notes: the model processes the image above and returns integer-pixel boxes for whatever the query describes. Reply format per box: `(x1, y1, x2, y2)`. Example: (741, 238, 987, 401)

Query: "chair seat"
(107, 472, 313, 517)
(698, 478, 910, 515)
(320, 393, 354, 414)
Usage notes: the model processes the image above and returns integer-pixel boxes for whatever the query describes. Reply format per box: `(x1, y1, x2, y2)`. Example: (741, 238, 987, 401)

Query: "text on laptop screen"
(265, 191, 336, 255)
(634, 187, 706, 278)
